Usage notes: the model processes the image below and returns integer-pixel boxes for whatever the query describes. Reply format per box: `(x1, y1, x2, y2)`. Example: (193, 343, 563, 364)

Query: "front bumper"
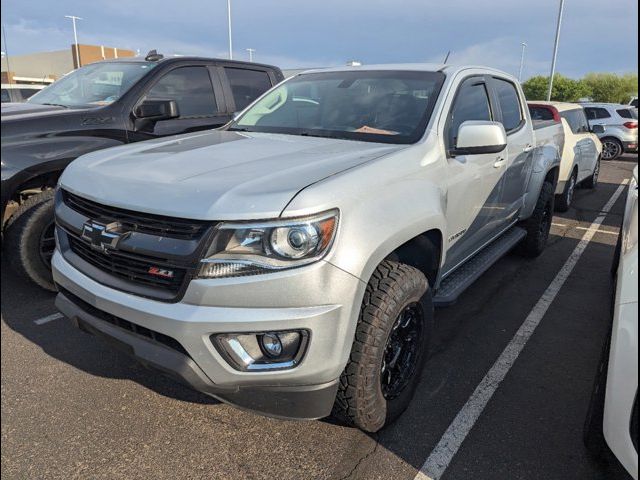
(52, 251, 365, 420)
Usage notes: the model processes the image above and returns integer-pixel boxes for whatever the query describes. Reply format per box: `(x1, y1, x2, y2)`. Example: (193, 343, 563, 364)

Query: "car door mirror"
(590, 124, 605, 135)
(134, 99, 179, 121)
(451, 121, 507, 156)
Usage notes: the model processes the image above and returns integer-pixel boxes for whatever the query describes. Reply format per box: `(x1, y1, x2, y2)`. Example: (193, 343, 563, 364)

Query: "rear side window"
(561, 109, 590, 134)
(617, 108, 638, 119)
(19, 88, 38, 100)
(529, 106, 556, 121)
(584, 107, 611, 120)
(447, 80, 492, 150)
(493, 79, 523, 132)
(631, 99, 638, 108)
(224, 68, 272, 111)
(145, 66, 218, 118)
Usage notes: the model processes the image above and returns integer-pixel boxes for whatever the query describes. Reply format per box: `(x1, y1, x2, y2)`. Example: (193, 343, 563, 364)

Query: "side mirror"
(133, 99, 179, 120)
(451, 121, 507, 156)
(590, 124, 605, 134)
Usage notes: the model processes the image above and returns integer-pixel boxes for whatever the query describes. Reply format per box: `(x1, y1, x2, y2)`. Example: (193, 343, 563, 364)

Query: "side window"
(617, 108, 636, 119)
(1, 89, 10, 103)
(144, 66, 218, 118)
(493, 78, 523, 132)
(584, 108, 597, 120)
(224, 68, 272, 111)
(561, 109, 589, 134)
(447, 80, 492, 150)
(529, 106, 555, 121)
(587, 107, 611, 119)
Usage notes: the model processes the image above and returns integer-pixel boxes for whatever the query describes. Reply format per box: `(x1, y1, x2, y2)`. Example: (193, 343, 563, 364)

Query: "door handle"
(523, 144, 534, 153)
(494, 156, 507, 168)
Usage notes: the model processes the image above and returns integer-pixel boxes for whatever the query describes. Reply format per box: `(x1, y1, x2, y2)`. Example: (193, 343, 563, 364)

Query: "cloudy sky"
(1, 0, 637, 79)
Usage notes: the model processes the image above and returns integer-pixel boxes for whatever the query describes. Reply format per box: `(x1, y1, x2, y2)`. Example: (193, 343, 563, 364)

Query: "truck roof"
(296, 63, 517, 80)
(90, 55, 281, 71)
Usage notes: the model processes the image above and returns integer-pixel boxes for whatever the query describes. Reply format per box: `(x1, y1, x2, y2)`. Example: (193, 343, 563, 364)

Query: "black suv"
(1, 52, 283, 290)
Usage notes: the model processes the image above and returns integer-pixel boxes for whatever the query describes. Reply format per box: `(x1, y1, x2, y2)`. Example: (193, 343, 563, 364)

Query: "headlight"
(198, 209, 339, 279)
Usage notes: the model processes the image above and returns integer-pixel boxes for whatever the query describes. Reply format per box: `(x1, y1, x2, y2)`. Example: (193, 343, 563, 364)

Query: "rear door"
(562, 108, 598, 180)
(489, 76, 532, 227)
(130, 65, 229, 139)
(442, 76, 507, 271)
(219, 66, 277, 114)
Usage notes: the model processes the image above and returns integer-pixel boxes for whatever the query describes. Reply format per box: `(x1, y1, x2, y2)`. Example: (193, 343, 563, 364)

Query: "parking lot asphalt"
(1, 156, 637, 480)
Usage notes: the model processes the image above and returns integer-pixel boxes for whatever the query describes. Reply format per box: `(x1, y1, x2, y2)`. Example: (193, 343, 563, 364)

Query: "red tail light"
(624, 121, 638, 129)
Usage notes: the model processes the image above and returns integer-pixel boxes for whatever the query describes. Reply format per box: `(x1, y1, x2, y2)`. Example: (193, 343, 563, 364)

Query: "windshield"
(231, 70, 445, 144)
(28, 62, 157, 108)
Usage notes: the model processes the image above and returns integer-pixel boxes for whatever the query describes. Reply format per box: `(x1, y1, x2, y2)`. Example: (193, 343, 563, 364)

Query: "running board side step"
(433, 227, 527, 307)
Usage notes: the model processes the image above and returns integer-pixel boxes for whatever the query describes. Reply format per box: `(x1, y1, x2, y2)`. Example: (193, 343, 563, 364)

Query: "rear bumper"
(622, 141, 638, 153)
(55, 289, 339, 420)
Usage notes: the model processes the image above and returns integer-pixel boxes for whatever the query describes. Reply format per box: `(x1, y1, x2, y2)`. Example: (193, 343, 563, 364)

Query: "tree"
(522, 74, 591, 102)
(583, 73, 638, 103)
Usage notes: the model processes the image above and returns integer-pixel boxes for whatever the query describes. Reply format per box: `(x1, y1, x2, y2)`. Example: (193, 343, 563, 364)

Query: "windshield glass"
(231, 70, 445, 144)
(28, 62, 157, 108)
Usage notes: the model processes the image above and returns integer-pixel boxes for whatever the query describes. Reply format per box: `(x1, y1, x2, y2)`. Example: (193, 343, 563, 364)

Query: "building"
(1, 44, 135, 85)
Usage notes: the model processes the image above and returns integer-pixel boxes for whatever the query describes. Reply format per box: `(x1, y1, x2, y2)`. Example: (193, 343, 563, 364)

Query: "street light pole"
(246, 48, 255, 62)
(546, 0, 565, 101)
(227, 0, 233, 60)
(64, 15, 83, 68)
(518, 42, 527, 82)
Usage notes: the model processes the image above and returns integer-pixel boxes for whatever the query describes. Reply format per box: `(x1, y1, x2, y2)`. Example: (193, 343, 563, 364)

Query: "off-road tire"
(333, 260, 433, 432)
(4, 190, 57, 291)
(582, 158, 600, 189)
(517, 180, 554, 258)
(555, 170, 577, 213)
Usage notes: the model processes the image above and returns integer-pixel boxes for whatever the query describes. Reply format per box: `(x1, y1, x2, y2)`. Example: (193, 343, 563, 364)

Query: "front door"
(128, 65, 230, 141)
(443, 76, 507, 272)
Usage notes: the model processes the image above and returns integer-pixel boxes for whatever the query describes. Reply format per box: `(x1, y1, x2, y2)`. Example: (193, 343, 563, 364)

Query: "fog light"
(212, 330, 309, 371)
(260, 333, 283, 358)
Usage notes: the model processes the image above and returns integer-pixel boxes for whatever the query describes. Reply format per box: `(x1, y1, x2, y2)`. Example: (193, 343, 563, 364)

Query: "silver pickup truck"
(52, 64, 566, 432)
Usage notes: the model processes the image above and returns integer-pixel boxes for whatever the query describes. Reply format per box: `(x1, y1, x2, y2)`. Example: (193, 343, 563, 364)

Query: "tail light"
(623, 121, 638, 129)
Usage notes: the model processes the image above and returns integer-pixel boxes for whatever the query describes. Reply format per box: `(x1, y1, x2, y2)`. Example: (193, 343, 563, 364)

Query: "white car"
(528, 102, 603, 212)
(584, 166, 638, 479)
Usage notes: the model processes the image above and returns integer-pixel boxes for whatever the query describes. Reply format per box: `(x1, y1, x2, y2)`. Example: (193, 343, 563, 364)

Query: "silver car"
(583, 103, 638, 160)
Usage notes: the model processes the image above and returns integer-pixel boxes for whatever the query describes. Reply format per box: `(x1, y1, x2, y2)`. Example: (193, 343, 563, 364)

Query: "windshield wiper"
(227, 126, 251, 132)
(40, 103, 70, 108)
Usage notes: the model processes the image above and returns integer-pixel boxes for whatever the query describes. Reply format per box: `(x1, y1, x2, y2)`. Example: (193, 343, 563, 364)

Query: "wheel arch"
(383, 229, 443, 288)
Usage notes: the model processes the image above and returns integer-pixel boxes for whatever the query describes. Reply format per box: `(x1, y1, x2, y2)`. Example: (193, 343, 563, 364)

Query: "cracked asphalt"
(1, 157, 637, 480)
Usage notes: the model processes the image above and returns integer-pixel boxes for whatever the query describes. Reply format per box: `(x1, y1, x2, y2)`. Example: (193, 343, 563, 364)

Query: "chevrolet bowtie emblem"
(81, 220, 129, 252)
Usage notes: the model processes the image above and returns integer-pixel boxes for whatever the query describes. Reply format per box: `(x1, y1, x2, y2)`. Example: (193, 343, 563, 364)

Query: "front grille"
(59, 287, 189, 356)
(62, 190, 208, 240)
(68, 235, 186, 293)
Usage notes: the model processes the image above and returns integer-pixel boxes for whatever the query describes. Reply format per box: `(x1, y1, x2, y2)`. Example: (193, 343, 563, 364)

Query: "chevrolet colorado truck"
(1, 51, 283, 290)
(53, 64, 562, 432)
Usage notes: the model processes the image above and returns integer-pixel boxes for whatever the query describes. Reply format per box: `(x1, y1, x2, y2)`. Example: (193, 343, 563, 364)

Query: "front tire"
(582, 157, 600, 189)
(4, 190, 57, 291)
(555, 170, 577, 212)
(333, 260, 433, 432)
(517, 180, 554, 258)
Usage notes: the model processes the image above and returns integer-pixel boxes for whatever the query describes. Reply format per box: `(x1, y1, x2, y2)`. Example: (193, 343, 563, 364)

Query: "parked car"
(630, 97, 638, 109)
(583, 103, 638, 160)
(52, 64, 562, 432)
(1, 83, 45, 103)
(584, 166, 638, 480)
(1, 51, 284, 290)
(529, 102, 602, 211)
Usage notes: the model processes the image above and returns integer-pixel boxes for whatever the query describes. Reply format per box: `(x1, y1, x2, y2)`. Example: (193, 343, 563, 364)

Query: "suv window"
(447, 80, 492, 150)
(145, 66, 218, 117)
(493, 78, 522, 131)
(617, 108, 638, 119)
(224, 68, 272, 111)
(584, 107, 611, 120)
(561, 109, 590, 134)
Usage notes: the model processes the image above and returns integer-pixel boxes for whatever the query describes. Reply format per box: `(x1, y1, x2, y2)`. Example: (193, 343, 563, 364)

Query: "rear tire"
(601, 138, 623, 161)
(4, 190, 57, 291)
(582, 158, 600, 189)
(333, 260, 433, 432)
(517, 180, 554, 258)
(555, 170, 577, 212)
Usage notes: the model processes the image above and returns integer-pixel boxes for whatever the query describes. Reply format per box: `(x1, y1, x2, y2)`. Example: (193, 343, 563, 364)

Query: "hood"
(0, 102, 79, 119)
(60, 130, 404, 220)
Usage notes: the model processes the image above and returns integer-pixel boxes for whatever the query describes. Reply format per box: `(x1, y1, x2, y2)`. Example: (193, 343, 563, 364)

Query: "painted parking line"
(415, 179, 630, 480)
(34, 313, 63, 325)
